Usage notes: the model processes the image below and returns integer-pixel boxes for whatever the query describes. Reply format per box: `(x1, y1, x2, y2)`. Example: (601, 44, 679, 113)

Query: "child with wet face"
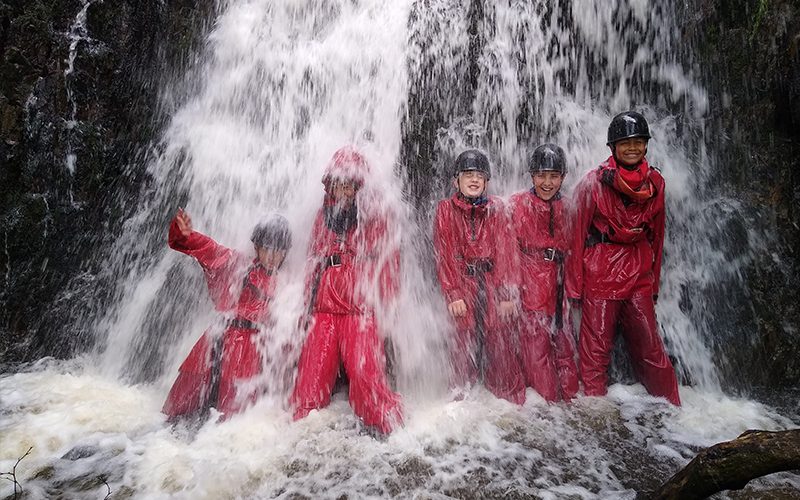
(162, 208, 292, 422)
(509, 144, 579, 403)
(290, 147, 403, 436)
(433, 149, 526, 404)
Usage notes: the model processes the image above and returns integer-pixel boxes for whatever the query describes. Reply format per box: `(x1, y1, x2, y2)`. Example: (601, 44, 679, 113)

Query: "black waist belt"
(555, 260, 565, 330)
(585, 225, 612, 247)
(325, 254, 342, 267)
(521, 246, 565, 262)
(465, 259, 494, 276)
(543, 248, 564, 262)
(227, 318, 260, 330)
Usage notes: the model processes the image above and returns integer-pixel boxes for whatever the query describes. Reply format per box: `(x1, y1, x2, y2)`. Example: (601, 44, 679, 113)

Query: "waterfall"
(1, 1, 798, 498)
(90, 0, 437, 392)
(405, 0, 723, 391)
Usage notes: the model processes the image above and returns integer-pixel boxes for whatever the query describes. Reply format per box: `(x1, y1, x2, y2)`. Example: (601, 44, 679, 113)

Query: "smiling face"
(455, 170, 488, 198)
(612, 137, 648, 167)
(531, 171, 564, 201)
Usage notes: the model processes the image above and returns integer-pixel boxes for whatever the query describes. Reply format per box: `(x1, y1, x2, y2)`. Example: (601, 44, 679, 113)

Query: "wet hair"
(250, 214, 292, 250)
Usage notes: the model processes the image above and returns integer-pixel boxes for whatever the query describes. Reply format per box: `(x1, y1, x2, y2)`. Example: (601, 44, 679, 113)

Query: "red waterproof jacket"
(566, 156, 665, 301)
(433, 193, 517, 318)
(168, 219, 276, 327)
(509, 190, 571, 315)
(306, 148, 398, 316)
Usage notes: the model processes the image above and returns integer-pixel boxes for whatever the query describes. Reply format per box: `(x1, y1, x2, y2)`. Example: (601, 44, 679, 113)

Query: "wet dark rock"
(394, 455, 435, 478)
(688, 0, 800, 389)
(283, 459, 310, 478)
(0, 0, 216, 364)
(61, 445, 99, 461)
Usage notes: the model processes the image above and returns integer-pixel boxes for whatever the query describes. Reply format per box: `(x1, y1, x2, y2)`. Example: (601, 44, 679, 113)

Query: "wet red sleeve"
(650, 187, 666, 295)
(167, 215, 238, 310)
(493, 199, 519, 302)
(365, 214, 401, 305)
(302, 212, 326, 303)
(565, 173, 596, 300)
(433, 201, 463, 305)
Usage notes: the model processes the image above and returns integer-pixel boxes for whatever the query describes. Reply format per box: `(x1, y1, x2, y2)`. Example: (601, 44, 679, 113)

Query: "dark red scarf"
(601, 157, 655, 203)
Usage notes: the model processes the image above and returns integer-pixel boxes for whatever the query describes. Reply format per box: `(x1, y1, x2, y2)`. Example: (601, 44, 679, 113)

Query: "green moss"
(749, 0, 770, 44)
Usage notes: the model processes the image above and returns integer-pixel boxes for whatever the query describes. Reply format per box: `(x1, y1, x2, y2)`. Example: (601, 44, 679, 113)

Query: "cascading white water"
(1, 1, 798, 498)
(64, 0, 97, 175)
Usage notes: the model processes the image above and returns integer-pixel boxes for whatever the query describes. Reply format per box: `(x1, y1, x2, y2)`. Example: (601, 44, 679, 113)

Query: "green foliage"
(750, 0, 770, 44)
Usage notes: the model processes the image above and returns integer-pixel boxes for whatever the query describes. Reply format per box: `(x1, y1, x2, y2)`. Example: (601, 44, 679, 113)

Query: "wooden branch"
(650, 429, 800, 500)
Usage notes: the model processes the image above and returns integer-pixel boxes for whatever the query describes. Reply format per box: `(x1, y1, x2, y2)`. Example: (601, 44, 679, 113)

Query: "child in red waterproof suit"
(290, 147, 403, 435)
(162, 209, 292, 421)
(567, 111, 681, 405)
(433, 149, 526, 405)
(509, 144, 579, 402)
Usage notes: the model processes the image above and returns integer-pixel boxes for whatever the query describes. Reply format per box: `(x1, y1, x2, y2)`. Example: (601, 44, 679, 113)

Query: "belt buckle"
(328, 254, 341, 267)
(543, 248, 556, 261)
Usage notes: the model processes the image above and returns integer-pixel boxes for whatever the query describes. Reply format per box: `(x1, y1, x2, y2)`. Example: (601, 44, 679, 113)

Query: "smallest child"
(162, 209, 292, 422)
(509, 144, 579, 402)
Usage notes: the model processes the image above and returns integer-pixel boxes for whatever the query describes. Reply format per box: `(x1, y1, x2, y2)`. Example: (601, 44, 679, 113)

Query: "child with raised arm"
(163, 209, 292, 421)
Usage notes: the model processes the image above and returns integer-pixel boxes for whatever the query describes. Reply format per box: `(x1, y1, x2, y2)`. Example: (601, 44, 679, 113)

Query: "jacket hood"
(322, 146, 371, 190)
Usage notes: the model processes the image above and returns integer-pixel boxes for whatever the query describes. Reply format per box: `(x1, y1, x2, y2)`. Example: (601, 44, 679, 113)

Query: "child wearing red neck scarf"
(566, 111, 681, 406)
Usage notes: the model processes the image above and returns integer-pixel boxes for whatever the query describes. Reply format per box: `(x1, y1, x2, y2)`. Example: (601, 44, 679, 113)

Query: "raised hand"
(175, 208, 193, 237)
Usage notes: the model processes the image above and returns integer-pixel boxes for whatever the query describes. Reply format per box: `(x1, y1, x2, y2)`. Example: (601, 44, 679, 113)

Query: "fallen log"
(650, 429, 800, 500)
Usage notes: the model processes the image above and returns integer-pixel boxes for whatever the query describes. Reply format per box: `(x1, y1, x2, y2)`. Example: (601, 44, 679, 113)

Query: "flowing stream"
(1, 1, 798, 498)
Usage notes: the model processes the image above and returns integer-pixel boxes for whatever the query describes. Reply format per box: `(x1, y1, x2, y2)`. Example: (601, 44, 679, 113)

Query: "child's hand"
(448, 299, 467, 318)
(175, 209, 193, 237)
(498, 300, 517, 321)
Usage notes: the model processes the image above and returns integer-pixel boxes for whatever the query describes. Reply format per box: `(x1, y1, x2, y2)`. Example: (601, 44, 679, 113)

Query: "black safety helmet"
(529, 143, 567, 175)
(606, 111, 652, 145)
(453, 149, 491, 179)
(250, 214, 292, 251)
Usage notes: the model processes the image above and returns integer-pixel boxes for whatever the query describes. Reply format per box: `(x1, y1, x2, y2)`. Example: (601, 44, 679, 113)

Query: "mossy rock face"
(687, 0, 800, 389)
(0, 0, 216, 363)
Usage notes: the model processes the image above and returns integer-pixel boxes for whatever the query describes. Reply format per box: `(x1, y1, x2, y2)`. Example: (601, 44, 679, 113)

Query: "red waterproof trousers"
(162, 327, 262, 419)
(450, 317, 527, 405)
(291, 313, 402, 434)
(518, 312, 579, 402)
(579, 294, 680, 405)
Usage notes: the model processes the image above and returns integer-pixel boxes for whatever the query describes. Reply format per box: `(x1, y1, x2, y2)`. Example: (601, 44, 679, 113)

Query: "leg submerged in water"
(619, 293, 681, 405)
(340, 315, 403, 434)
(290, 314, 342, 420)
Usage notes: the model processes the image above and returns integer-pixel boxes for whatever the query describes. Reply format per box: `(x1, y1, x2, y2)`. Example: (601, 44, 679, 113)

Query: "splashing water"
(2, 1, 798, 498)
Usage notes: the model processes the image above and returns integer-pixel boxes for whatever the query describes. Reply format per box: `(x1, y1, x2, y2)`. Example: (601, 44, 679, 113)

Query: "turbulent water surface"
(1, 0, 799, 498)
